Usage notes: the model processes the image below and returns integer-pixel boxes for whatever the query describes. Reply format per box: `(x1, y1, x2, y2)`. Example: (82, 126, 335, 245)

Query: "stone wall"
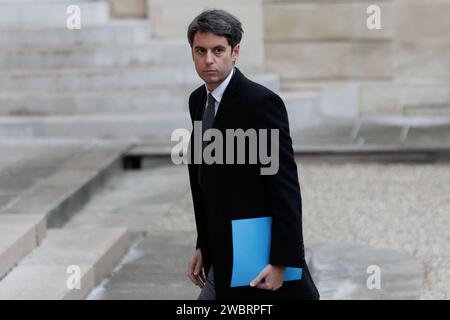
(107, 0, 147, 18)
(264, 0, 394, 82)
(146, 0, 265, 74)
(395, 0, 450, 80)
(263, 0, 450, 116)
(109, 0, 450, 116)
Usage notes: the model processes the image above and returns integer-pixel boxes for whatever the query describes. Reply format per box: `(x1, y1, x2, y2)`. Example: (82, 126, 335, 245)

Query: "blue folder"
(230, 216, 302, 287)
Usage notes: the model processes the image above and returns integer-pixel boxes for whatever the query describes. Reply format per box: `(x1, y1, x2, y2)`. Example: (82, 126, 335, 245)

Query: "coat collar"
(205, 67, 235, 107)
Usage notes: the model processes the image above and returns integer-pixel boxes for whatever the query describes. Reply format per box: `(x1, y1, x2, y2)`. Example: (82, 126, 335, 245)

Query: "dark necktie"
(202, 93, 216, 149)
(198, 93, 216, 185)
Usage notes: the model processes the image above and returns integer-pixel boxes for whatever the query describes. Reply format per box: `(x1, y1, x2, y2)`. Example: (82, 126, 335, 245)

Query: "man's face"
(192, 31, 240, 92)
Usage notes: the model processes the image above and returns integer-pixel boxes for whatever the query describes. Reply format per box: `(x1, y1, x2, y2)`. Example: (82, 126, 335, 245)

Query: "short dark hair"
(187, 9, 243, 48)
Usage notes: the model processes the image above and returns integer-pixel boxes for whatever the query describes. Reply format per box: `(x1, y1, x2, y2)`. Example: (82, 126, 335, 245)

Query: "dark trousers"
(197, 266, 216, 300)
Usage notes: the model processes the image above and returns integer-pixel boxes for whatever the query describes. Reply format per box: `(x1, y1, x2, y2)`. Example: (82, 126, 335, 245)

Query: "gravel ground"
(298, 159, 450, 299)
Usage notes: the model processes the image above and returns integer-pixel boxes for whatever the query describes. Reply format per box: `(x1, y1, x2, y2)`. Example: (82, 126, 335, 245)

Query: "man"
(186, 9, 319, 300)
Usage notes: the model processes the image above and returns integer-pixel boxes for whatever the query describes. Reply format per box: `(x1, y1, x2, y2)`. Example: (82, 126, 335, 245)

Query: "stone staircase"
(0, 0, 314, 142)
(0, 19, 151, 47)
(0, 0, 444, 301)
(0, 138, 136, 299)
(0, 214, 46, 280)
(0, 226, 130, 300)
(1, 0, 448, 142)
(0, 0, 109, 28)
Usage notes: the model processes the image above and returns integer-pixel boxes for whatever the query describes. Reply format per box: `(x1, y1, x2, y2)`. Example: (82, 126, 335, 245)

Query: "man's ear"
(231, 44, 240, 63)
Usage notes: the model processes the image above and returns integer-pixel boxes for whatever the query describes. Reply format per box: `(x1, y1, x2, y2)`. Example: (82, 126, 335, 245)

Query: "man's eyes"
(195, 48, 225, 55)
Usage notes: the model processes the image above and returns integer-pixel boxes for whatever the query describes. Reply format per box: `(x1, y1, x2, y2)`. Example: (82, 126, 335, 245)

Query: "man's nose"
(205, 51, 214, 64)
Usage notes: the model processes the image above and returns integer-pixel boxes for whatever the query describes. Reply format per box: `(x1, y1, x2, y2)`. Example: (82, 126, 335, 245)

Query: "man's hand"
(250, 264, 286, 291)
(187, 249, 206, 288)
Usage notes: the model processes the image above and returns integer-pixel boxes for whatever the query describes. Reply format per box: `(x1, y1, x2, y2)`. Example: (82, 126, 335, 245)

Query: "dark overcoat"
(187, 68, 320, 300)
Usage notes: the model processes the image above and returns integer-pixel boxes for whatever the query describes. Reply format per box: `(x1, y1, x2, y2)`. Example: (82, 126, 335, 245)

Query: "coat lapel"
(194, 87, 207, 122)
(193, 67, 244, 129)
(212, 67, 243, 130)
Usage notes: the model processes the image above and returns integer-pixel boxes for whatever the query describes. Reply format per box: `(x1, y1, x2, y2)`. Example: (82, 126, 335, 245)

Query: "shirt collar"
(205, 67, 235, 104)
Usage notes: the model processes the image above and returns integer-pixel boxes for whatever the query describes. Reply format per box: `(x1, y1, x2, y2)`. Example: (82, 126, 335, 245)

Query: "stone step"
(0, 86, 314, 116)
(282, 80, 450, 117)
(360, 81, 450, 116)
(0, 20, 151, 47)
(0, 40, 190, 69)
(0, 227, 130, 299)
(281, 91, 322, 131)
(0, 113, 190, 141)
(90, 233, 198, 299)
(1, 140, 136, 227)
(0, 1, 109, 27)
(0, 87, 193, 116)
(403, 103, 450, 117)
(0, 90, 318, 139)
(63, 165, 194, 235)
(309, 243, 424, 299)
(56, 162, 198, 299)
(0, 139, 98, 198)
(0, 66, 280, 93)
(0, 214, 47, 280)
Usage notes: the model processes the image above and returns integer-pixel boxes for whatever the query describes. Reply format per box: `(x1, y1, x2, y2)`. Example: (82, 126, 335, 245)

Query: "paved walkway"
(61, 157, 444, 299)
(64, 164, 199, 299)
(292, 117, 450, 147)
(2, 121, 449, 299)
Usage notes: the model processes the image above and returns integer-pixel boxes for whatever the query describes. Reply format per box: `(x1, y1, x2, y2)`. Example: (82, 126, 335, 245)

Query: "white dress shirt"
(204, 67, 235, 116)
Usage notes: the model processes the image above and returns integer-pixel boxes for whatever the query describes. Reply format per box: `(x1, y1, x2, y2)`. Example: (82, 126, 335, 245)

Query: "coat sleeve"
(251, 92, 306, 268)
(188, 160, 205, 251)
(187, 92, 207, 251)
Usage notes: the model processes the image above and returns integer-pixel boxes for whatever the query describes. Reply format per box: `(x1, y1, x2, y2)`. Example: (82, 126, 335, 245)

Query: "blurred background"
(0, 0, 448, 300)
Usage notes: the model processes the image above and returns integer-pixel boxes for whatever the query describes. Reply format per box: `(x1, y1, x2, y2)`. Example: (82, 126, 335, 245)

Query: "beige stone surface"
(360, 82, 450, 115)
(309, 243, 424, 299)
(21, 227, 131, 286)
(273, 79, 450, 116)
(108, 0, 147, 18)
(394, 0, 450, 41)
(265, 41, 394, 80)
(393, 0, 450, 79)
(0, 225, 36, 280)
(0, 265, 94, 300)
(0, 214, 47, 244)
(147, 0, 264, 73)
(264, 2, 394, 40)
(0, 214, 47, 280)
(263, 0, 450, 115)
(397, 40, 450, 79)
(0, 227, 130, 299)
